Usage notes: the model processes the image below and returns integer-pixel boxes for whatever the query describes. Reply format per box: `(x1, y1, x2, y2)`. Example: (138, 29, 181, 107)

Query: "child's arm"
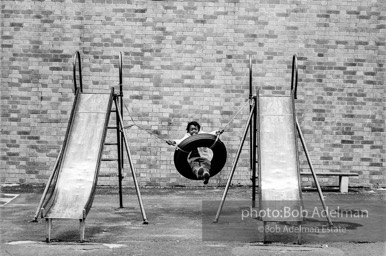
(166, 133, 190, 146)
(166, 140, 176, 146)
(200, 130, 224, 136)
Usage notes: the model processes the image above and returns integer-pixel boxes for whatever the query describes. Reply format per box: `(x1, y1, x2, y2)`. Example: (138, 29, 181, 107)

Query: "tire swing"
(173, 134, 227, 180)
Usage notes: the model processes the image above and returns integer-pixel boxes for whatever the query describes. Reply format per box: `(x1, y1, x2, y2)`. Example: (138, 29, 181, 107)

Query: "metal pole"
(119, 51, 124, 173)
(296, 119, 333, 226)
(115, 97, 123, 208)
(214, 104, 255, 223)
(251, 96, 257, 207)
(114, 98, 148, 224)
(116, 52, 124, 208)
(249, 56, 256, 207)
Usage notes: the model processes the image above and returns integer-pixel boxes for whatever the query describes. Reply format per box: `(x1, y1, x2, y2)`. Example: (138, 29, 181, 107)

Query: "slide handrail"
(34, 90, 81, 220)
(249, 55, 253, 100)
(73, 51, 83, 94)
(119, 51, 123, 95)
(291, 54, 298, 99)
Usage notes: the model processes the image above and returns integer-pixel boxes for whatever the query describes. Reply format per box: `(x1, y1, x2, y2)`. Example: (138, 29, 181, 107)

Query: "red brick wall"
(1, 0, 385, 188)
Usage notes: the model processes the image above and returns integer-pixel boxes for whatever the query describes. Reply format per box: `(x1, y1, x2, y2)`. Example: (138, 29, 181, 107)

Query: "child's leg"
(199, 158, 211, 174)
(198, 158, 211, 184)
(189, 158, 211, 180)
(189, 158, 203, 178)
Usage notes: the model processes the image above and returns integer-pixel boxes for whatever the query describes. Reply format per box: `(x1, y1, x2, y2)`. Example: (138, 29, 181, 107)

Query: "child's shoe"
(197, 167, 204, 179)
(203, 172, 210, 184)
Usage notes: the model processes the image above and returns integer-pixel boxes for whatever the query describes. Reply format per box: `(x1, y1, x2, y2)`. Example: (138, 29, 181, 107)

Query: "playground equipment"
(33, 52, 148, 242)
(173, 134, 227, 180)
(170, 98, 252, 181)
(214, 55, 333, 244)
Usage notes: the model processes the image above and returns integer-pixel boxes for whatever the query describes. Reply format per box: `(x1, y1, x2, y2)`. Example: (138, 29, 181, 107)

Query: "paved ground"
(1, 186, 385, 256)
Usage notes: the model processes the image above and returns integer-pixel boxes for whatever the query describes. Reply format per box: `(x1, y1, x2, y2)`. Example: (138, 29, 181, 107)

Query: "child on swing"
(166, 121, 222, 184)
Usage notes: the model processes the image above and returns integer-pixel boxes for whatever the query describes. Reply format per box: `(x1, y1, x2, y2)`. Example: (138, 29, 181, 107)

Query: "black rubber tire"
(173, 134, 227, 180)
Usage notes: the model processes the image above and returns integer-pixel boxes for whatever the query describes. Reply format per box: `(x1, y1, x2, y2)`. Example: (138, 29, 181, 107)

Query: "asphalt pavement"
(1, 186, 385, 256)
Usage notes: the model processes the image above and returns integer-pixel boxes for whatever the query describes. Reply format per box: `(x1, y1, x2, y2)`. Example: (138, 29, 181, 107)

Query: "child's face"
(188, 125, 199, 135)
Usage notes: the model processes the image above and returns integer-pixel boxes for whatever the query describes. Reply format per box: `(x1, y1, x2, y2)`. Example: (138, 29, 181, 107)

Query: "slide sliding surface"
(258, 95, 303, 222)
(42, 93, 112, 219)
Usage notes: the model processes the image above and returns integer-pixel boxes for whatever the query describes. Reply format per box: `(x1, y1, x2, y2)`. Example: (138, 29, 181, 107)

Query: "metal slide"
(214, 56, 331, 242)
(257, 95, 303, 222)
(41, 91, 113, 220)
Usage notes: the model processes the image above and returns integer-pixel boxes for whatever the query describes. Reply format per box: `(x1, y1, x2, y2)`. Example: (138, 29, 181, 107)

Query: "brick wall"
(1, 0, 385, 188)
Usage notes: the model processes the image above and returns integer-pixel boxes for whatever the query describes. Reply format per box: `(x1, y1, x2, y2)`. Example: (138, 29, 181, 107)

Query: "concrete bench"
(300, 172, 359, 193)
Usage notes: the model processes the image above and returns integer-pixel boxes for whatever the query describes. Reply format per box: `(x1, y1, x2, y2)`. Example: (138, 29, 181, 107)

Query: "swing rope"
(219, 100, 250, 133)
(208, 133, 221, 150)
(206, 100, 249, 149)
(122, 100, 170, 143)
(176, 146, 190, 154)
(120, 97, 250, 144)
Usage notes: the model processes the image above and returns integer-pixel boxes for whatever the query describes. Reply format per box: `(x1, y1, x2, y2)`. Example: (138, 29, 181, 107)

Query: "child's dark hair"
(186, 121, 201, 132)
